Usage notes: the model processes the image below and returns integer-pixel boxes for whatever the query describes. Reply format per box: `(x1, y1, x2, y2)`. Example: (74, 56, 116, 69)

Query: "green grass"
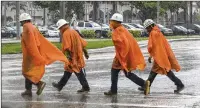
(2, 43, 22, 54)
(136, 37, 148, 41)
(86, 40, 114, 49)
(165, 35, 190, 39)
(1, 36, 198, 54)
(1, 40, 114, 54)
(53, 40, 114, 49)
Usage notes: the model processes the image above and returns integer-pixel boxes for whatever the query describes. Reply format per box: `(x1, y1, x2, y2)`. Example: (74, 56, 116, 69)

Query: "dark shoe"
(77, 88, 90, 93)
(104, 90, 117, 96)
(144, 80, 150, 95)
(138, 87, 144, 91)
(52, 82, 62, 92)
(174, 85, 185, 93)
(21, 90, 32, 97)
(36, 81, 46, 95)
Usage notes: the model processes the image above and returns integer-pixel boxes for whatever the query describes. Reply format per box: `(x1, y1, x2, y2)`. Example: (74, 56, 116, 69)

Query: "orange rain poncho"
(148, 26, 181, 74)
(21, 22, 69, 84)
(111, 25, 146, 72)
(62, 28, 87, 73)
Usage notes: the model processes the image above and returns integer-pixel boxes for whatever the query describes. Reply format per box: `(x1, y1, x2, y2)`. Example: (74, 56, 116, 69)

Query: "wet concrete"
(2, 40, 200, 108)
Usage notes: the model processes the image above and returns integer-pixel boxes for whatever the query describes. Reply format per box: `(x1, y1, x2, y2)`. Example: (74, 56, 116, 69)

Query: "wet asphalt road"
(2, 39, 200, 108)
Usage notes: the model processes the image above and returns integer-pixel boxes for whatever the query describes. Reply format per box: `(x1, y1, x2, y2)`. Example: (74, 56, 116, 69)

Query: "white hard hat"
(19, 13, 32, 22)
(56, 19, 69, 29)
(143, 19, 155, 28)
(110, 13, 123, 22)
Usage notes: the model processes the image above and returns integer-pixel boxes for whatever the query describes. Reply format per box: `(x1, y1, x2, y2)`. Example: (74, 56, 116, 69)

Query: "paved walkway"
(2, 38, 200, 108)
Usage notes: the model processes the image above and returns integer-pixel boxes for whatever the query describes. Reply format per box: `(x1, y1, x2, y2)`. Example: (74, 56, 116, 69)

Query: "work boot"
(104, 90, 117, 96)
(77, 87, 90, 93)
(174, 85, 185, 93)
(21, 90, 32, 97)
(52, 82, 62, 92)
(36, 81, 46, 95)
(144, 80, 150, 95)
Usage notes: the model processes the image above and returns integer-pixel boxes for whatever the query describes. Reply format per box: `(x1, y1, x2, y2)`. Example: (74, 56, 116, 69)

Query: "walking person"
(20, 13, 69, 96)
(52, 19, 90, 93)
(140, 19, 185, 95)
(104, 13, 149, 96)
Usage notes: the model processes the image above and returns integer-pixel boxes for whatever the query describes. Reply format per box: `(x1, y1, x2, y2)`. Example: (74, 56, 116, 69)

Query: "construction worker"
(140, 19, 185, 94)
(52, 19, 90, 93)
(20, 13, 69, 96)
(104, 13, 149, 95)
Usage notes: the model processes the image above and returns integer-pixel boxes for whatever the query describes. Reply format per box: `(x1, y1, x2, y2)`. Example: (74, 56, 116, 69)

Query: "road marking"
(2, 100, 180, 108)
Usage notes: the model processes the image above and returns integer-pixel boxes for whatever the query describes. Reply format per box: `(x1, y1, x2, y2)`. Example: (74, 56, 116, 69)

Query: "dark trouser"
(25, 78, 39, 90)
(57, 69, 90, 90)
(111, 68, 145, 93)
(147, 70, 184, 87)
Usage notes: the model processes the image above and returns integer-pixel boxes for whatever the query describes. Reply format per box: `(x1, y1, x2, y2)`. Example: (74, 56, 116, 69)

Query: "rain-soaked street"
(2, 39, 200, 108)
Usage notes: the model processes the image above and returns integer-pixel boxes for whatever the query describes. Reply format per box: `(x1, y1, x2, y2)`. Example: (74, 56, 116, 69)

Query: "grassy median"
(1, 35, 198, 54)
(2, 40, 115, 54)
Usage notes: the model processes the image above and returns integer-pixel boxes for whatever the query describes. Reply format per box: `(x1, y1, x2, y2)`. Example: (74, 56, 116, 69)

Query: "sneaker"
(138, 87, 144, 91)
(144, 80, 150, 95)
(36, 81, 46, 95)
(104, 90, 117, 96)
(77, 88, 90, 93)
(52, 82, 62, 92)
(174, 85, 185, 93)
(21, 90, 32, 97)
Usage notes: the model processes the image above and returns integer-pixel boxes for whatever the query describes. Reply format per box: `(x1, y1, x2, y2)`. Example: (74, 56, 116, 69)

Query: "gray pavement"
(2, 39, 200, 108)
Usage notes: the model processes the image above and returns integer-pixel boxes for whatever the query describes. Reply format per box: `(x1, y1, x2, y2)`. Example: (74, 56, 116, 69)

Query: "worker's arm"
(83, 48, 89, 59)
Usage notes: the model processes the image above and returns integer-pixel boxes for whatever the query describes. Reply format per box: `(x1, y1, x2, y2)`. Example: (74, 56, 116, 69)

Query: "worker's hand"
(68, 64, 72, 69)
(85, 54, 89, 59)
(66, 64, 72, 69)
(83, 48, 89, 59)
(67, 56, 72, 61)
(148, 56, 152, 63)
(66, 50, 72, 61)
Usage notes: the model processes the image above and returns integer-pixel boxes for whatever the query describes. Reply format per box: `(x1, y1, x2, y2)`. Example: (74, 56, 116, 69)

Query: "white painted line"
(3, 90, 200, 98)
(2, 100, 180, 108)
(2, 67, 22, 71)
(2, 76, 23, 80)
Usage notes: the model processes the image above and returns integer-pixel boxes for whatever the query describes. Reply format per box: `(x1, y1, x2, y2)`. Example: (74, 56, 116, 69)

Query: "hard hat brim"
(57, 22, 69, 29)
(20, 18, 32, 22)
(109, 18, 122, 22)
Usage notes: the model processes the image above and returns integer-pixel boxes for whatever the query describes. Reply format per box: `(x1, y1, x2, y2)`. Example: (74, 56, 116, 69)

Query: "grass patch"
(136, 37, 148, 41)
(165, 35, 186, 39)
(53, 40, 114, 49)
(2, 43, 22, 54)
(2, 40, 114, 54)
(1, 35, 198, 54)
(86, 40, 113, 49)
